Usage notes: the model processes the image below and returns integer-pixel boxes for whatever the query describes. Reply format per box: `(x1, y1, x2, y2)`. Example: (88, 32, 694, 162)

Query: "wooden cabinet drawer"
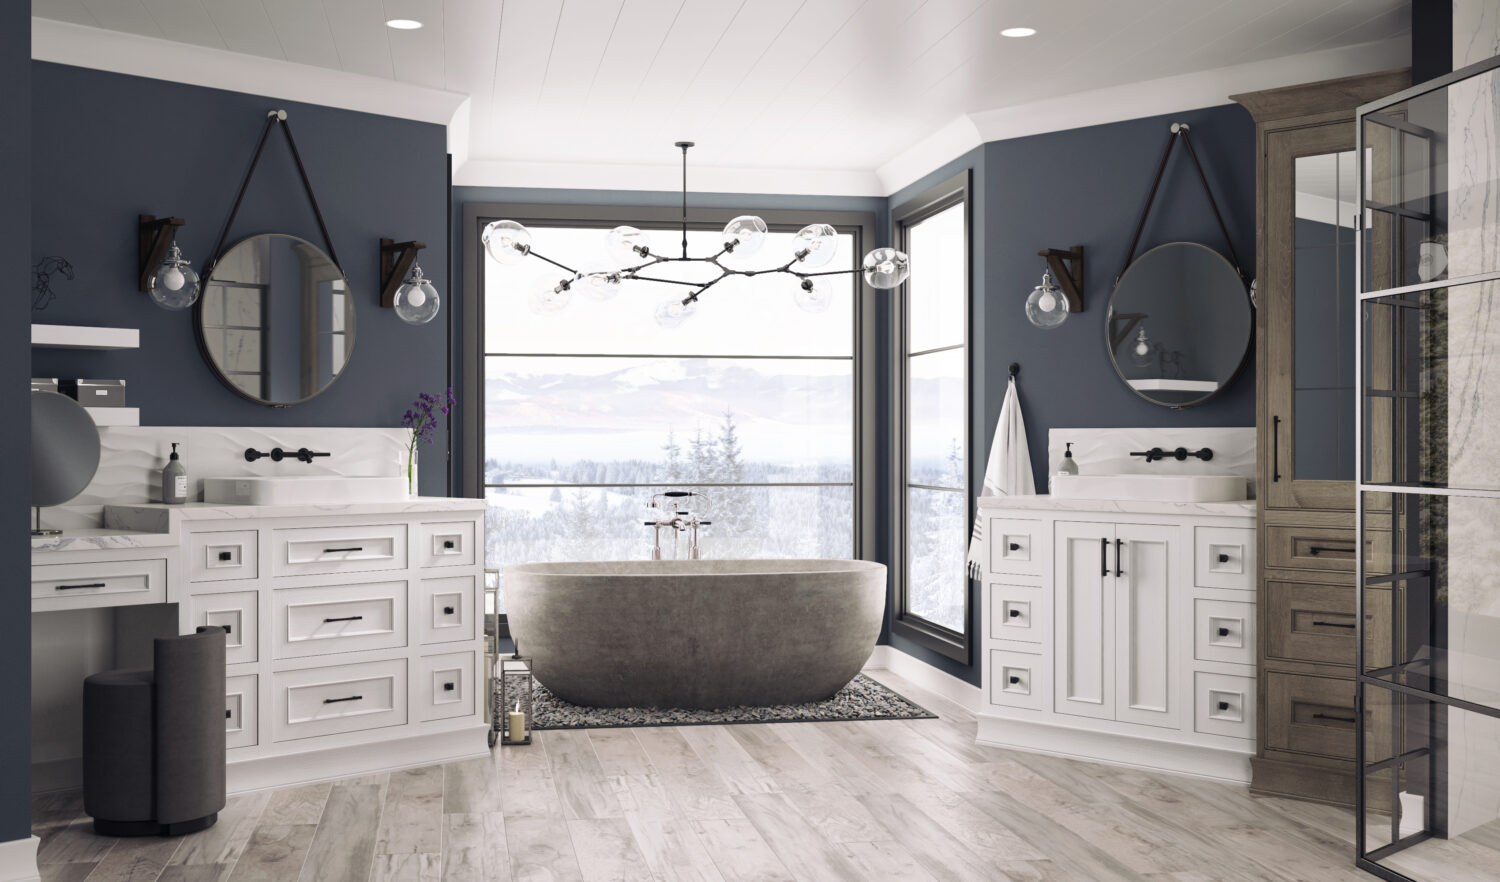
(1193, 598, 1254, 666)
(1194, 671, 1255, 740)
(272, 580, 407, 660)
(271, 659, 407, 742)
(188, 590, 259, 665)
(418, 575, 476, 645)
(417, 651, 476, 722)
(271, 524, 407, 578)
(188, 529, 259, 583)
(1193, 526, 1255, 591)
(1264, 581, 1390, 667)
(989, 648, 1048, 712)
(1265, 525, 1362, 572)
(1265, 672, 1360, 760)
(31, 558, 166, 610)
(418, 521, 476, 569)
(988, 518, 1042, 577)
(225, 674, 258, 749)
(988, 582, 1048, 645)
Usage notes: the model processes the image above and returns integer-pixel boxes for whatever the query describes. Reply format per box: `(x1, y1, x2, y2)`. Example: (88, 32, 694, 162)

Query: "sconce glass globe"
(149, 242, 201, 310)
(579, 266, 623, 301)
(1131, 326, 1154, 366)
(482, 219, 532, 265)
(793, 277, 832, 313)
(722, 215, 767, 256)
(393, 263, 440, 325)
(606, 226, 651, 263)
(1024, 269, 1067, 329)
(793, 223, 838, 268)
(654, 296, 696, 329)
(862, 248, 910, 289)
(528, 274, 574, 314)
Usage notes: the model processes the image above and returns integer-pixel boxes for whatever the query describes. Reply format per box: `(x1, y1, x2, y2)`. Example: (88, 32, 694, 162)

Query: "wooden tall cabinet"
(1233, 68, 1409, 806)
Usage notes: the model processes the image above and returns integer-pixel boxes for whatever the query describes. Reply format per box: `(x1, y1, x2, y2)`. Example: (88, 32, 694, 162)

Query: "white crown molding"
(31, 17, 466, 129)
(874, 116, 983, 196)
(453, 158, 886, 198)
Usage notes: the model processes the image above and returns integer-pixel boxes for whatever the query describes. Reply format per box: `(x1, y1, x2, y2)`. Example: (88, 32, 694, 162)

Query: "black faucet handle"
(244, 448, 270, 462)
(1129, 447, 1165, 462)
(297, 448, 331, 463)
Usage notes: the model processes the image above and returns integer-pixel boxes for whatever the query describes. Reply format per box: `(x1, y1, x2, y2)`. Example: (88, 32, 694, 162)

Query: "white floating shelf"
(1128, 378, 1220, 393)
(85, 407, 139, 427)
(32, 324, 140, 350)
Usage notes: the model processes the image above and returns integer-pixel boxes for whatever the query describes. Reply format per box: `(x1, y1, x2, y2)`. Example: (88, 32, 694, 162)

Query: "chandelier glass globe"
(606, 226, 650, 263)
(149, 242, 201, 310)
(653, 296, 696, 329)
(579, 267, 623, 300)
(392, 262, 440, 325)
(793, 223, 838, 268)
(862, 248, 910, 289)
(528, 274, 574, 314)
(722, 215, 767, 256)
(793, 277, 832, 313)
(482, 220, 532, 265)
(1024, 269, 1068, 329)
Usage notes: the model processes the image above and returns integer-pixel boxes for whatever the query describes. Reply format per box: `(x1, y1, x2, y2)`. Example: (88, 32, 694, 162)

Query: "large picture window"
(469, 207, 874, 621)
(894, 174, 970, 662)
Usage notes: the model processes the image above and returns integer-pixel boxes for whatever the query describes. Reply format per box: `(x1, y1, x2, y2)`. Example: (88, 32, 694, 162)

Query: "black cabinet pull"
(1308, 545, 1355, 556)
(1009, 609, 1022, 618)
(56, 582, 106, 591)
(323, 615, 364, 623)
(443, 540, 456, 549)
(1217, 553, 1230, 564)
(1101, 537, 1109, 576)
(1272, 415, 1281, 482)
(1313, 712, 1356, 724)
(323, 546, 364, 553)
(443, 606, 455, 615)
(1218, 701, 1230, 711)
(1115, 539, 1124, 577)
(218, 551, 234, 562)
(1312, 620, 1356, 629)
(1217, 626, 1230, 637)
(1008, 675, 1021, 685)
(226, 709, 233, 719)
(443, 682, 455, 692)
(323, 695, 362, 704)
(1008, 542, 1021, 551)
(221, 624, 232, 635)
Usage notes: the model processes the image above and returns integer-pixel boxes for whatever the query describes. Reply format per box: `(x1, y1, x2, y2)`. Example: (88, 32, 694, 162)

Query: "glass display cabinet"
(1357, 53, 1500, 881)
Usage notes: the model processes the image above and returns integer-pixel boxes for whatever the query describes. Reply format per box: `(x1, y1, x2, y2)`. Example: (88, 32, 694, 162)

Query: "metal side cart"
(485, 569, 534, 748)
(1355, 52, 1500, 881)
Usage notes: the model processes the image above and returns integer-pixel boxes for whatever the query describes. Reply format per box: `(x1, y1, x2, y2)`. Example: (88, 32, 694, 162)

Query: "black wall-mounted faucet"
(245, 447, 331, 463)
(1130, 446, 1214, 463)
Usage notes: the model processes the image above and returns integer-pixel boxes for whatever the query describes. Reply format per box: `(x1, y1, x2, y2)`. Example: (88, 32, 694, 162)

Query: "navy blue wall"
(2, 2, 32, 845)
(30, 63, 452, 494)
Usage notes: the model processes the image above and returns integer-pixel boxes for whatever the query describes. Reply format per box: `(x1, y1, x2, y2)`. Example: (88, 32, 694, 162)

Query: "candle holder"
(497, 652, 534, 746)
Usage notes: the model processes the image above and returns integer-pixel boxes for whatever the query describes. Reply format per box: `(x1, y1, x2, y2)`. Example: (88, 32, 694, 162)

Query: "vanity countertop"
(31, 528, 184, 553)
(978, 494, 1255, 517)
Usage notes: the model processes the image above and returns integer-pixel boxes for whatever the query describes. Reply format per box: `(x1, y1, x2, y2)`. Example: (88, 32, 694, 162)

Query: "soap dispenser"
(161, 443, 188, 505)
(1050, 442, 1079, 494)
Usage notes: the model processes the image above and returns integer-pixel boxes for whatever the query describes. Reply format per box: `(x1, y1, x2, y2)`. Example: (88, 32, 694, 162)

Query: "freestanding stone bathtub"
(504, 559, 887, 708)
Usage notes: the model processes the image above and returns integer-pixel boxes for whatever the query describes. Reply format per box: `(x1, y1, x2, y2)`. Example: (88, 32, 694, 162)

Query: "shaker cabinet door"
(1054, 521, 1115, 721)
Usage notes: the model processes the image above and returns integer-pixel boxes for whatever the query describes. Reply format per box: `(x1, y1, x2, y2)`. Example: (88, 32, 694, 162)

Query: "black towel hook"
(1009, 363, 1020, 379)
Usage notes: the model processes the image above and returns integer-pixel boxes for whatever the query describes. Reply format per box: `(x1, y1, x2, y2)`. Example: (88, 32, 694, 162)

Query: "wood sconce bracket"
(380, 238, 426, 307)
(138, 214, 186, 293)
(1038, 246, 1084, 313)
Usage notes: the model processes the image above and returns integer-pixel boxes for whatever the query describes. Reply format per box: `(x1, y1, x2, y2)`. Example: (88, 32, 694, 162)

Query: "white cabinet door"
(1054, 521, 1114, 720)
(1113, 523, 1178, 729)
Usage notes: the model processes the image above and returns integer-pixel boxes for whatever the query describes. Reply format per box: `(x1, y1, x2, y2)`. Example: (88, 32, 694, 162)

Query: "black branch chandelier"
(480, 142, 911, 328)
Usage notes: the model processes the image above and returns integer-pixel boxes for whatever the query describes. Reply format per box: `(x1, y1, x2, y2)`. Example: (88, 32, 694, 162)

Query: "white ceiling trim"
(874, 116, 983, 198)
(31, 17, 467, 129)
(453, 159, 886, 199)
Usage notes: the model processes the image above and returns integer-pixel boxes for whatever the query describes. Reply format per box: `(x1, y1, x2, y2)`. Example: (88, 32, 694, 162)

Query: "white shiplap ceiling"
(31, 0, 1413, 195)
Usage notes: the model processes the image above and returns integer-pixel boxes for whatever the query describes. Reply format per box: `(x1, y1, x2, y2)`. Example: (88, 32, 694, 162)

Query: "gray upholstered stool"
(83, 626, 227, 836)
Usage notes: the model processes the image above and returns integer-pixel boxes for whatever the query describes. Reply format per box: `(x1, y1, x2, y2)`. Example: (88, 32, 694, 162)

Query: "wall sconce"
(380, 238, 440, 325)
(138, 214, 200, 310)
(1024, 246, 1084, 329)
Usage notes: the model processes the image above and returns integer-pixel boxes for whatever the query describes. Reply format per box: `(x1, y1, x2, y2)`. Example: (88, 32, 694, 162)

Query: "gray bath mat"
(529, 673, 936, 730)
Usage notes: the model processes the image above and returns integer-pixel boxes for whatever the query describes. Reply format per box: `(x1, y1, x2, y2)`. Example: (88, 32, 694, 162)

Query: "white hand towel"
(966, 375, 1036, 578)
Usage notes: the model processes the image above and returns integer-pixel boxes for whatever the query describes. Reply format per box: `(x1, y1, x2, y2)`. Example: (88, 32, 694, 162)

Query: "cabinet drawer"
(988, 583, 1048, 645)
(1266, 581, 1355, 665)
(188, 590, 259, 665)
(272, 581, 407, 660)
(418, 651, 476, 722)
(418, 521, 476, 569)
(225, 674, 258, 749)
(989, 648, 1048, 711)
(418, 575, 477, 645)
(188, 530, 259, 583)
(1193, 598, 1255, 666)
(988, 518, 1042, 576)
(1265, 672, 1360, 760)
(1193, 526, 1254, 591)
(1265, 525, 1362, 572)
(31, 559, 166, 608)
(1194, 671, 1255, 740)
(271, 659, 407, 742)
(271, 524, 407, 578)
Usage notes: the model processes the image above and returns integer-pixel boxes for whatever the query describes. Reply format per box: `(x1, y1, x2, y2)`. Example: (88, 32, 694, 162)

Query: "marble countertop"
(31, 528, 183, 553)
(978, 494, 1255, 517)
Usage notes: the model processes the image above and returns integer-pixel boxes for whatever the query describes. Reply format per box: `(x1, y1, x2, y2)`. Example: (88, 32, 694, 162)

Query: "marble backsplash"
(39, 426, 409, 532)
(1045, 427, 1257, 498)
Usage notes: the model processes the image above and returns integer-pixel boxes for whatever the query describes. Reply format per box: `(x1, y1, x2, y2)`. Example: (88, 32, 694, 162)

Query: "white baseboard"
(864, 645, 982, 712)
(976, 712, 1252, 784)
(0, 836, 39, 882)
(226, 724, 490, 794)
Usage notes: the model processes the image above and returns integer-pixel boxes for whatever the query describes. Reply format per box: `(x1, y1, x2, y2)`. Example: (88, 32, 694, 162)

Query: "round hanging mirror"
(1106, 241, 1252, 408)
(196, 233, 355, 406)
(32, 391, 101, 534)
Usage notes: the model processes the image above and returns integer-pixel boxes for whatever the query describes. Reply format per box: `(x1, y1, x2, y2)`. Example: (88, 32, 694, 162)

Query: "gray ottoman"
(83, 626, 227, 836)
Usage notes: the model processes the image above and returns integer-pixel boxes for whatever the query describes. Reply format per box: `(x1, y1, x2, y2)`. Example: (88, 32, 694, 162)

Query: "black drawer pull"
(221, 624, 232, 635)
(443, 606, 455, 615)
(1217, 626, 1230, 637)
(218, 551, 234, 562)
(443, 540, 456, 549)
(1217, 553, 1230, 563)
(323, 695, 363, 704)
(1218, 701, 1230, 711)
(226, 709, 233, 719)
(1313, 712, 1356, 724)
(443, 682, 455, 691)
(323, 615, 364, 623)
(1308, 545, 1355, 556)
(323, 547, 364, 553)
(1008, 542, 1021, 551)
(1008, 675, 1021, 685)
(1009, 609, 1022, 618)
(1272, 415, 1281, 482)
(1101, 538, 1109, 576)
(56, 582, 107, 591)
(1312, 620, 1356, 629)
(1115, 538, 1124, 577)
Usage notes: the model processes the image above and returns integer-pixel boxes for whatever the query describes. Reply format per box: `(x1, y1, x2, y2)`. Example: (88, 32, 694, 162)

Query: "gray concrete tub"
(504, 559, 887, 708)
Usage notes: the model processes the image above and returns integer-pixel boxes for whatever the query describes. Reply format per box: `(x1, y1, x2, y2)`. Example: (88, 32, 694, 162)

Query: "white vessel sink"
(1051, 474, 1247, 503)
(202, 476, 408, 505)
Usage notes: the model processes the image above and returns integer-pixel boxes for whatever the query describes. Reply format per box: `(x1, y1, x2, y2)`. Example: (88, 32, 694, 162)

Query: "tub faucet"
(645, 490, 711, 560)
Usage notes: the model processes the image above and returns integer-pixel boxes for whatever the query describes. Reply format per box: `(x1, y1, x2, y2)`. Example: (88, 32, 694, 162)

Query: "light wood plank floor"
(27, 670, 1475, 881)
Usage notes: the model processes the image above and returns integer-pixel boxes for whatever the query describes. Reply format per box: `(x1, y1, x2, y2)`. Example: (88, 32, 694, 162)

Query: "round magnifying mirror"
(32, 391, 101, 534)
(1106, 242, 1251, 409)
(196, 234, 355, 406)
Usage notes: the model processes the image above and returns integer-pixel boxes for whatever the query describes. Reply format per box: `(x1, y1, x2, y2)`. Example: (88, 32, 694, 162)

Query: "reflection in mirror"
(1106, 242, 1250, 408)
(197, 234, 354, 406)
(31, 391, 101, 534)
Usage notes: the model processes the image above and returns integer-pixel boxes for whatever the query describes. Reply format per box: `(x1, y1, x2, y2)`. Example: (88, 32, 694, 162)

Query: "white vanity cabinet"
(978, 496, 1258, 782)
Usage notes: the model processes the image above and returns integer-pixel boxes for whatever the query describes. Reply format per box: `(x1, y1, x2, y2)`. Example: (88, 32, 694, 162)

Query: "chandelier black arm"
(791, 267, 864, 278)
(526, 249, 580, 276)
(626, 274, 706, 288)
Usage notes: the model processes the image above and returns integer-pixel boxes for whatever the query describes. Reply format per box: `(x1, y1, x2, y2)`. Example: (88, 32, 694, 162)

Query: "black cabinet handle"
(1009, 609, 1022, 618)
(226, 709, 233, 719)
(323, 695, 362, 704)
(1272, 415, 1281, 482)
(1101, 537, 1109, 576)
(443, 606, 455, 615)
(1218, 701, 1230, 711)
(323, 615, 364, 623)
(1115, 539, 1124, 577)
(1008, 675, 1021, 685)
(323, 546, 364, 553)
(1309, 545, 1356, 556)
(1313, 712, 1357, 724)
(1217, 553, 1230, 563)
(443, 682, 455, 692)
(1008, 542, 1021, 551)
(218, 551, 234, 562)
(56, 582, 106, 590)
(1218, 626, 1231, 637)
(443, 540, 456, 549)
(221, 624, 232, 635)
(1312, 620, 1356, 629)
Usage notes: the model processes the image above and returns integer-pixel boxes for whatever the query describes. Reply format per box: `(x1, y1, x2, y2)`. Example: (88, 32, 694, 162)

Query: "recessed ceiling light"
(1001, 26, 1037, 38)
(385, 19, 423, 30)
